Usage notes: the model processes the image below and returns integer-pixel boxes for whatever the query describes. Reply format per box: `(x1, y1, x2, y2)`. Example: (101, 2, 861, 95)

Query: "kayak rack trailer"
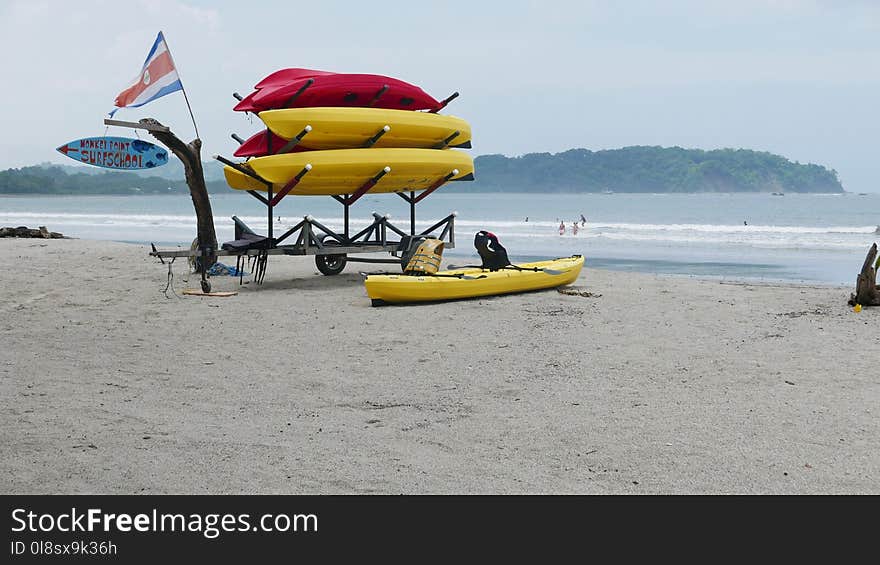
(149, 211, 457, 280)
(150, 152, 461, 285)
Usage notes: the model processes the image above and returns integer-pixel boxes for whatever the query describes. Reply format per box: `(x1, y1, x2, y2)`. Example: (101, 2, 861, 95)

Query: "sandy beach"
(1, 237, 877, 494)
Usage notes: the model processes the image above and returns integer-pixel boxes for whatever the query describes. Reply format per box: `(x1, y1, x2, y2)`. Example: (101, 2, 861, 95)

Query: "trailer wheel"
(315, 236, 347, 276)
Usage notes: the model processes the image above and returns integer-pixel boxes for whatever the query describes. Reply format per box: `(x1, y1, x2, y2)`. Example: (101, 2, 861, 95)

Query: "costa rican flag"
(110, 32, 183, 116)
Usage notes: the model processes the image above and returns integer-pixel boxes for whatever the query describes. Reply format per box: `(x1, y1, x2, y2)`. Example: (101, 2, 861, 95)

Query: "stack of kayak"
(223, 68, 474, 196)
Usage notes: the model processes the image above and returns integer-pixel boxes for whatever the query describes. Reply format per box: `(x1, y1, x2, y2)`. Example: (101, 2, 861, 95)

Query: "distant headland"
(457, 147, 843, 194)
(0, 145, 843, 195)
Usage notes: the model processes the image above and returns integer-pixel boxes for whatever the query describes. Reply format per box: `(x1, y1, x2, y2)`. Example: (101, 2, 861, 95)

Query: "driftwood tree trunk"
(141, 118, 217, 268)
(849, 243, 880, 306)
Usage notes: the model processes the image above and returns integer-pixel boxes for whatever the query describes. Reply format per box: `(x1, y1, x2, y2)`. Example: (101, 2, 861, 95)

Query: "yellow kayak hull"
(223, 148, 474, 196)
(365, 255, 585, 304)
(259, 107, 472, 150)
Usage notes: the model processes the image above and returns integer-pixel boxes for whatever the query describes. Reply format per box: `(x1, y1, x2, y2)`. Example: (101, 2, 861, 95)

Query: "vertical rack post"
(409, 190, 416, 235)
(344, 196, 350, 240)
(267, 182, 274, 240)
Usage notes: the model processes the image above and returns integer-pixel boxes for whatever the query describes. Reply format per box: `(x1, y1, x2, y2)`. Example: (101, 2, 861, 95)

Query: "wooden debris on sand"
(848, 243, 880, 307)
(557, 286, 601, 298)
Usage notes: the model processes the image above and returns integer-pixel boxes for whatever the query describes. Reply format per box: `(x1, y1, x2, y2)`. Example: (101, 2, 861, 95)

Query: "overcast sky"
(2, 0, 879, 191)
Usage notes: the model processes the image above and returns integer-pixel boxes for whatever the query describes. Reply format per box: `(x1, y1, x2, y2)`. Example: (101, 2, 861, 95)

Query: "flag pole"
(160, 31, 200, 140)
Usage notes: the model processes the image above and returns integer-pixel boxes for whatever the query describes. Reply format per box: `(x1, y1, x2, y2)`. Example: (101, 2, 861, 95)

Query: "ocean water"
(2, 191, 878, 285)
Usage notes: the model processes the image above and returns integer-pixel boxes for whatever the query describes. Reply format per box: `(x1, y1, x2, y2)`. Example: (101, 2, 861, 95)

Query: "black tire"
(200, 279, 212, 293)
(315, 235, 347, 276)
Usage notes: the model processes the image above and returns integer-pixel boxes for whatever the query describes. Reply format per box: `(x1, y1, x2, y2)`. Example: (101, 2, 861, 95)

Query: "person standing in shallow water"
(580, 214, 586, 226)
(559, 221, 565, 235)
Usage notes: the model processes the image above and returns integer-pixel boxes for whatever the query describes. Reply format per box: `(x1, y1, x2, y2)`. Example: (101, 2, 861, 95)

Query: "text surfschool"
(75, 138, 146, 169)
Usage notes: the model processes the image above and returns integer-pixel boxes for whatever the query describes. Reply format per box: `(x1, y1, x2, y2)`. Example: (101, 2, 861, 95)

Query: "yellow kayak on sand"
(223, 148, 474, 196)
(259, 107, 472, 150)
(364, 255, 585, 305)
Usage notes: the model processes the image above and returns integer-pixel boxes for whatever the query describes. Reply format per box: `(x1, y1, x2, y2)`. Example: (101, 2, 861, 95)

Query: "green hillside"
(463, 147, 842, 193)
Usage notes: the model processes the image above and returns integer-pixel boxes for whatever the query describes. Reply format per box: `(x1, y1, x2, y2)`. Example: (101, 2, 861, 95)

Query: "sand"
(1, 238, 877, 494)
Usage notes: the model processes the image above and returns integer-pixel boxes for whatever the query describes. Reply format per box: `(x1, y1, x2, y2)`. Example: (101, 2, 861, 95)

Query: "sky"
(2, 0, 879, 191)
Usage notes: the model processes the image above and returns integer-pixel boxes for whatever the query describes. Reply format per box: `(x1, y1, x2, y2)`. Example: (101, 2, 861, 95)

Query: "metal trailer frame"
(149, 208, 457, 283)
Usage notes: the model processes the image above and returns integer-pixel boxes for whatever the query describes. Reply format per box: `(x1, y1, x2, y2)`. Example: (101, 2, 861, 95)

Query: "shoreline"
(1, 238, 876, 494)
(3, 191, 877, 286)
(9, 233, 860, 288)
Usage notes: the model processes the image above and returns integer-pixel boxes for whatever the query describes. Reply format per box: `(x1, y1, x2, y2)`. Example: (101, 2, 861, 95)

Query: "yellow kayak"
(259, 107, 472, 150)
(364, 255, 585, 305)
(223, 148, 474, 196)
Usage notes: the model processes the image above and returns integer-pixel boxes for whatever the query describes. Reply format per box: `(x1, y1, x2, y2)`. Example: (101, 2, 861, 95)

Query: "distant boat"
(601, 189, 614, 194)
(771, 192, 784, 196)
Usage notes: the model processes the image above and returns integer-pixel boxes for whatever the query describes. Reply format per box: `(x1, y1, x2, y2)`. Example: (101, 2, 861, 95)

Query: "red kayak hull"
(233, 129, 306, 158)
(234, 72, 440, 113)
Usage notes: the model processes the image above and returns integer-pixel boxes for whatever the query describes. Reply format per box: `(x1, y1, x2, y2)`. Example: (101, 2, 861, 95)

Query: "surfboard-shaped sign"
(56, 137, 168, 170)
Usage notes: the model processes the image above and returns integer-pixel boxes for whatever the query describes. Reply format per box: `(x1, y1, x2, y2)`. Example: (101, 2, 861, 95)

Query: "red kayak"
(234, 71, 441, 113)
(233, 129, 304, 158)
